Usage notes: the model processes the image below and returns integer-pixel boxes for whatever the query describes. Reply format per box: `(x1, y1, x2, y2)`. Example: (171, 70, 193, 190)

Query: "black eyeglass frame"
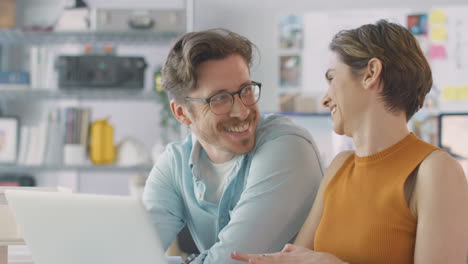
(184, 81, 262, 115)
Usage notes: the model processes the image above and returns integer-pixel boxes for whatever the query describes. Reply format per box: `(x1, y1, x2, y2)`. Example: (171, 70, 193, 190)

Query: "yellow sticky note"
(430, 26, 447, 42)
(460, 86, 468, 100)
(442, 86, 468, 101)
(429, 9, 447, 24)
(442, 86, 456, 100)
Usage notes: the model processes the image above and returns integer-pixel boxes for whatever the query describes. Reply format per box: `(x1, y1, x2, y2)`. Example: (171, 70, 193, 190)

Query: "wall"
(5, 0, 466, 194)
(193, 0, 468, 112)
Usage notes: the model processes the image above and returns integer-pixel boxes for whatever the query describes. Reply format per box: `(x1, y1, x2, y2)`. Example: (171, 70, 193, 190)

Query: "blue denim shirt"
(142, 114, 324, 263)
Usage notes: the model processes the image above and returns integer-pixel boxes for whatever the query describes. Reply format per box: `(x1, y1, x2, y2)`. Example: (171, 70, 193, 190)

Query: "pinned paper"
(430, 26, 447, 42)
(407, 14, 428, 35)
(442, 86, 468, 101)
(429, 9, 447, 24)
(429, 45, 447, 60)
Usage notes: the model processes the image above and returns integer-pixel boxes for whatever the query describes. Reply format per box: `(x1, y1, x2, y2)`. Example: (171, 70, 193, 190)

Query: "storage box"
(0, 72, 30, 85)
(279, 93, 297, 112)
(294, 96, 318, 113)
(0, 72, 30, 90)
(0, 0, 16, 29)
(92, 9, 186, 33)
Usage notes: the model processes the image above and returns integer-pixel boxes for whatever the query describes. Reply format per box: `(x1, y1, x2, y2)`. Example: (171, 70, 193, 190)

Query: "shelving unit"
(0, 29, 173, 101)
(0, 89, 160, 101)
(0, 164, 153, 173)
(0, 27, 181, 192)
(0, 0, 195, 195)
(0, 29, 181, 45)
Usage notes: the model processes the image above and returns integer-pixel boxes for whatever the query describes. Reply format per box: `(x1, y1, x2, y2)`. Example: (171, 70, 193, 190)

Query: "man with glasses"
(142, 29, 323, 264)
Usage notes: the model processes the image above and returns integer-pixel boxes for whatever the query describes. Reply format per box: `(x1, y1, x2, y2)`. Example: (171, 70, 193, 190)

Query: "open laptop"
(5, 190, 179, 264)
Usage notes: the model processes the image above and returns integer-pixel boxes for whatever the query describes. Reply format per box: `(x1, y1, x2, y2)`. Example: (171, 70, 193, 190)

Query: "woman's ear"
(170, 100, 192, 126)
(363, 58, 383, 90)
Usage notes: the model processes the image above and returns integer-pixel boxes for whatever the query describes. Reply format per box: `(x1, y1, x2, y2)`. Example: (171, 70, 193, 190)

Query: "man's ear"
(170, 100, 192, 126)
(363, 58, 383, 90)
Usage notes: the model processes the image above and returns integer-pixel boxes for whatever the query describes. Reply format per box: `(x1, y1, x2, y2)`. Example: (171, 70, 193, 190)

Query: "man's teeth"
(332, 107, 337, 114)
(226, 123, 249, 132)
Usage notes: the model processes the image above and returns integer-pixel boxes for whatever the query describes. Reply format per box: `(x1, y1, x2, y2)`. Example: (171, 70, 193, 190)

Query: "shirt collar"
(189, 133, 200, 170)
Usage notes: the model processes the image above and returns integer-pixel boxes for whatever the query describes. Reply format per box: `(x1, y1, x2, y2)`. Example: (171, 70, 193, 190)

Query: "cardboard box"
(0, 0, 16, 29)
(294, 96, 318, 113)
(279, 93, 297, 112)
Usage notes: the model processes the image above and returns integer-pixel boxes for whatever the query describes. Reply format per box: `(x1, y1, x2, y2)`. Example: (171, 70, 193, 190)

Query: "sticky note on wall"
(429, 45, 447, 60)
(442, 86, 468, 101)
(429, 9, 447, 24)
(430, 26, 447, 41)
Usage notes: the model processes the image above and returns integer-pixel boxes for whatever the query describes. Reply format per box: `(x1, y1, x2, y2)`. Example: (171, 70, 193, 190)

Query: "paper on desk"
(0, 194, 6, 205)
(166, 256, 184, 264)
(7, 245, 33, 264)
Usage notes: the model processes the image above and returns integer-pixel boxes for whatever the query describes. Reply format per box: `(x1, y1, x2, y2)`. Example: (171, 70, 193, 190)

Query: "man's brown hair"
(162, 28, 256, 102)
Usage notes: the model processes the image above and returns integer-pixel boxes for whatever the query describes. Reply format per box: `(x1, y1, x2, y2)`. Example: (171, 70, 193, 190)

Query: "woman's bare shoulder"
(323, 150, 354, 182)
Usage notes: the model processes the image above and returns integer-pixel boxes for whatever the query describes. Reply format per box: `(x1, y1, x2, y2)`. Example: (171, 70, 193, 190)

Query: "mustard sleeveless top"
(314, 133, 439, 264)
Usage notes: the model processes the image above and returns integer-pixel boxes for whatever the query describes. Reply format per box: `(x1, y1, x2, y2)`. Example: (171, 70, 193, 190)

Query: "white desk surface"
(3, 245, 184, 264)
(4, 245, 33, 264)
(0, 240, 24, 246)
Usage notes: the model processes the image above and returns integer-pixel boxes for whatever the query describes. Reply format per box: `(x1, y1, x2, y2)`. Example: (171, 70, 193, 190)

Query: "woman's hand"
(230, 244, 345, 264)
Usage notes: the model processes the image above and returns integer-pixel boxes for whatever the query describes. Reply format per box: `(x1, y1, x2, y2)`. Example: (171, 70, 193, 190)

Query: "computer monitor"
(438, 113, 468, 159)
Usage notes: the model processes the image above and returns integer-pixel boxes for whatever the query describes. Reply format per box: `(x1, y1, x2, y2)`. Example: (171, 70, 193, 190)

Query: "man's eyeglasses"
(184, 81, 262, 115)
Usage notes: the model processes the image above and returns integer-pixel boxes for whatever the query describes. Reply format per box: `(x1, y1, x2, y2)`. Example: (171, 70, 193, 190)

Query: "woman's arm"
(231, 244, 346, 264)
(229, 151, 354, 264)
(414, 150, 468, 264)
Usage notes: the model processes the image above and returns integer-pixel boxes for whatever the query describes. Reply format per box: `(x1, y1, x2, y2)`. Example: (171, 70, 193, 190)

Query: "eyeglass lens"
(209, 84, 260, 114)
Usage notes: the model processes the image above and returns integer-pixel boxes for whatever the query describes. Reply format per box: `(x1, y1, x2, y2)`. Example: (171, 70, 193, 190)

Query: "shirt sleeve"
(142, 148, 186, 250)
(193, 135, 324, 264)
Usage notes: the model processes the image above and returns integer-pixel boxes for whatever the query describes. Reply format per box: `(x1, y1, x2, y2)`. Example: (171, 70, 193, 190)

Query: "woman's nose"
(321, 93, 330, 108)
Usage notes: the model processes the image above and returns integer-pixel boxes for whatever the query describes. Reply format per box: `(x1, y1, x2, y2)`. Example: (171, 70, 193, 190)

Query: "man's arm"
(193, 135, 323, 263)
(142, 148, 186, 250)
(414, 150, 468, 264)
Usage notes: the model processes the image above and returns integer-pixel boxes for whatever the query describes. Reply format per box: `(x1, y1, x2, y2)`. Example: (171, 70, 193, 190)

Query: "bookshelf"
(0, 89, 160, 101)
(0, 164, 153, 173)
(0, 28, 181, 192)
(0, 30, 181, 45)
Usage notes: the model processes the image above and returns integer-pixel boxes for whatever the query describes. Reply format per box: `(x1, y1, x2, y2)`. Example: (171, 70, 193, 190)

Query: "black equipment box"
(57, 55, 147, 89)
(0, 174, 36, 187)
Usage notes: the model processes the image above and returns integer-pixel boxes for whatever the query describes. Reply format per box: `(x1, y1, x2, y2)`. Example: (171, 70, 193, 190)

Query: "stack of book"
(16, 107, 91, 166)
(0, 45, 57, 90)
(0, 71, 29, 90)
(29, 46, 57, 90)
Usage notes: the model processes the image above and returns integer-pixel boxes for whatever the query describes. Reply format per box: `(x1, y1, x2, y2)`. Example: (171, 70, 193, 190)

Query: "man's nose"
(229, 95, 250, 119)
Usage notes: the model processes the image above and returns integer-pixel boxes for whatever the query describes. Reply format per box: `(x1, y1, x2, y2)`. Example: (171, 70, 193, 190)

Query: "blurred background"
(1, 0, 466, 196)
(1, 0, 468, 261)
